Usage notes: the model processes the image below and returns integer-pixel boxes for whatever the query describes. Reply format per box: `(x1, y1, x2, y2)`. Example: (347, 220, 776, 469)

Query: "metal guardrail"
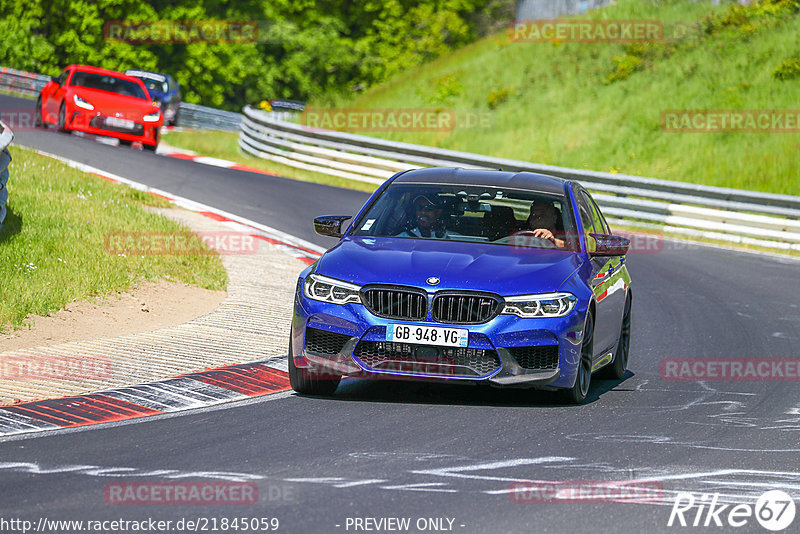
(176, 103, 243, 132)
(0, 67, 49, 98)
(0, 121, 13, 226)
(240, 105, 800, 252)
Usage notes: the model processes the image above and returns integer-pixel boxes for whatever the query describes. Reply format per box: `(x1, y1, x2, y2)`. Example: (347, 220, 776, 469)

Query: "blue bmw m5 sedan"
(290, 168, 632, 404)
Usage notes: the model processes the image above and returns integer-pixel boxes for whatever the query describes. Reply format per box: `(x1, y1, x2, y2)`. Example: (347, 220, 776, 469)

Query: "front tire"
(561, 312, 593, 404)
(34, 97, 43, 127)
(288, 337, 341, 396)
(599, 294, 631, 380)
(57, 104, 69, 133)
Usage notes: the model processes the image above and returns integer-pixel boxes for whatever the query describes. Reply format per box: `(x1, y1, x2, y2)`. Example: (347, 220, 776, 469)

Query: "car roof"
(66, 65, 140, 80)
(125, 70, 168, 83)
(392, 167, 569, 196)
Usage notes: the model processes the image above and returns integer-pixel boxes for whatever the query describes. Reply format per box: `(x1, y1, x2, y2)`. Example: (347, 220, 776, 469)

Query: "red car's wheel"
(34, 97, 44, 127)
(57, 104, 70, 133)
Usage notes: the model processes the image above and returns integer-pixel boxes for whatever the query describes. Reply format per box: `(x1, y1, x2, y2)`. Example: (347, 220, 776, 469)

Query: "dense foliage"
(0, 0, 512, 109)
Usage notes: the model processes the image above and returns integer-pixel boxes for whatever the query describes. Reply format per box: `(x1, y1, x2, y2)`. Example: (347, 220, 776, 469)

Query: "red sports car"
(35, 65, 163, 150)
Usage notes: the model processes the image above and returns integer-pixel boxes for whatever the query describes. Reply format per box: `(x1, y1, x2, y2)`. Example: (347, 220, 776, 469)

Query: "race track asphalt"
(2, 94, 799, 533)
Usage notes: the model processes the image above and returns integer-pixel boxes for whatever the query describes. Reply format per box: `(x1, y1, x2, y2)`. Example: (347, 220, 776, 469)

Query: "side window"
(576, 192, 596, 253)
(57, 69, 69, 86)
(583, 191, 609, 235)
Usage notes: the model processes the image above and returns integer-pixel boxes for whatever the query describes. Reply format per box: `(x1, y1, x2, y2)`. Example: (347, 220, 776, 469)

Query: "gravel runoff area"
(0, 208, 307, 405)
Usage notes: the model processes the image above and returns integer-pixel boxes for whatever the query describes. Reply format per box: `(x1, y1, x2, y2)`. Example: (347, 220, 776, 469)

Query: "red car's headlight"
(73, 95, 94, 111)
(143, 111, 161, 123)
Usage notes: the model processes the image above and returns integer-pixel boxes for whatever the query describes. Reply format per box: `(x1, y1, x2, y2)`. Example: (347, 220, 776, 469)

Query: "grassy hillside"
(328, 0, 800, 195)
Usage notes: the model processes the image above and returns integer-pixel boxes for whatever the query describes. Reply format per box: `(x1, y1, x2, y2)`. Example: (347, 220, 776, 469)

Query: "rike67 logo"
(668, 490, 796, 531)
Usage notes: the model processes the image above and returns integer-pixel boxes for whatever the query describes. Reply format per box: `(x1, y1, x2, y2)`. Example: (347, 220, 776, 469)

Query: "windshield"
(351, 183, 578, 251)
(137, 78, 169, 94)
(69, 71, 148, 100)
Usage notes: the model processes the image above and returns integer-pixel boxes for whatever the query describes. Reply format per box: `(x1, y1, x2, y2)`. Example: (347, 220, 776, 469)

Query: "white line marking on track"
(379, 483, 458, 493)
(411, 457, 575, 482)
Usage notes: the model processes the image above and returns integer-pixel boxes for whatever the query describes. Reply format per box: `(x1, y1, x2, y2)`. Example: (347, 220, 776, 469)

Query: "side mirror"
(589, 233, 630, 256)
(314, 215, 351, 238)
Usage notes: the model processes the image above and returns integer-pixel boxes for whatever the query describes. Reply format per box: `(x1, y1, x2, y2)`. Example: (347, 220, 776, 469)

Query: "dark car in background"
(125, 70, 181, 126)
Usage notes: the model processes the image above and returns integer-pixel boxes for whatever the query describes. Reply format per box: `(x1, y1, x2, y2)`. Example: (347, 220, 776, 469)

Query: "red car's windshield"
(69, 71, 148, 100)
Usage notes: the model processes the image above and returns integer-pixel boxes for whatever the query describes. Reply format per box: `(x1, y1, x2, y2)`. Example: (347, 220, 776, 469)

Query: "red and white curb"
(0, 150, 325, 438)
(158, 146, 277, 176)
(0, 361, 291, 437)
(35, 149, 325, 266)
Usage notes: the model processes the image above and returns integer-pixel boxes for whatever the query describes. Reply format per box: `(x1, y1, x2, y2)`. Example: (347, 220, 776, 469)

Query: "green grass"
(321, 0, 800, 196)
(0, 146, 227, 332)
(162, 130, 378, 192)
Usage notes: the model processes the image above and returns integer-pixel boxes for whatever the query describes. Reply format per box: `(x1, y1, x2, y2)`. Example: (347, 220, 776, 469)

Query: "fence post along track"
(0, 121, 13, 227)
(239, 105, 800, 252)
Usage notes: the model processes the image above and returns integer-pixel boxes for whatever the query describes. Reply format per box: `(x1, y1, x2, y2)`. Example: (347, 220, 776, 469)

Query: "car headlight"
(501, 292, 577, 318)
(143, 111, 161, 122)
(303, 274, 361, 305)
(73, 95, 94, 110)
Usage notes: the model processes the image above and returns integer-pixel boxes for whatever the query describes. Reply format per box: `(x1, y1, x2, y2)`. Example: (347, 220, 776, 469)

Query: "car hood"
(72, 88, 158, 117)
(316, 237, 583, 295)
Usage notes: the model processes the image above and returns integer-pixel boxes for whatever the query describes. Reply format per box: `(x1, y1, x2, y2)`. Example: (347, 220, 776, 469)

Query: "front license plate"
(105, 117, 135, 129)
(387, 324, 469, 347)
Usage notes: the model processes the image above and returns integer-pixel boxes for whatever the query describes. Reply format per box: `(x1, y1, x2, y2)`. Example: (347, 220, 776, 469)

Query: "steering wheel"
(509, 230, 556, 248)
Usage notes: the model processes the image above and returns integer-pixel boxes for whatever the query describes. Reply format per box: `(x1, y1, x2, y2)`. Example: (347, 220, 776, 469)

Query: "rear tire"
(561, 312, 593, 405)
(144, 143, 158, 152)
(599, 295, 631, 380)
(288, 336, 341, 396)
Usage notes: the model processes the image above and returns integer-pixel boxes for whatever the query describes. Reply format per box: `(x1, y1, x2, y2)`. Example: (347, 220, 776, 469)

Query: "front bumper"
(292, 281, 588, 390)
(68, 111, 161, 146)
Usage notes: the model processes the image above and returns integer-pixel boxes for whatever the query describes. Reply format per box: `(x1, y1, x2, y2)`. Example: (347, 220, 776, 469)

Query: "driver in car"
(399, 194, 452, 239)
(526, 201, 566, 248)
